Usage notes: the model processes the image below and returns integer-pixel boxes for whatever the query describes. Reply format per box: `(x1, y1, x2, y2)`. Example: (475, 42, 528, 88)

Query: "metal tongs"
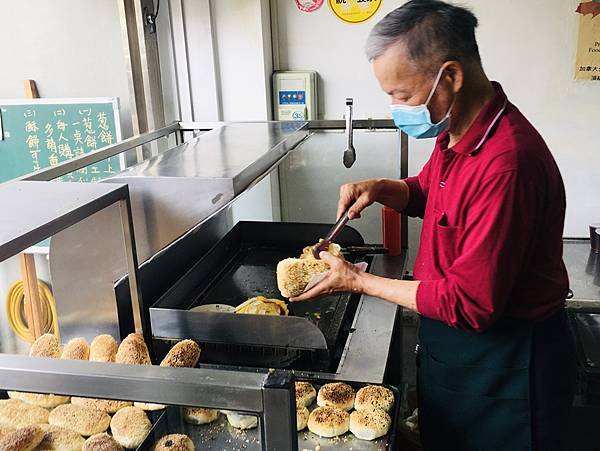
(343, 98, 356, 168)
(313, 210, 351, 259)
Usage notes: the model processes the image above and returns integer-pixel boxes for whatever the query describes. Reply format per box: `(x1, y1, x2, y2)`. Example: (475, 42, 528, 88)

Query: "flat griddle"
(148, 222, 368, 371)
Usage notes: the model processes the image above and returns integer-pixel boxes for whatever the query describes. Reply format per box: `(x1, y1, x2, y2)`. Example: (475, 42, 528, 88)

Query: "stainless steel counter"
(564, 239, 600, 312)
(296, 252, 407, 384)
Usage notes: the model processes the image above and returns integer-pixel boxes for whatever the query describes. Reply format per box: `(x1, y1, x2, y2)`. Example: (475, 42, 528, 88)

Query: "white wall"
(0, 0, 133, 137)
(212, 0, 274, 122)
(159, 0, 273, 122)
(158, 0, 279, 223)
(0, 0, 133, 351)
(275, 0, 600, 240)
(212, 0, 280, 223)
(469, 0, 599, 238)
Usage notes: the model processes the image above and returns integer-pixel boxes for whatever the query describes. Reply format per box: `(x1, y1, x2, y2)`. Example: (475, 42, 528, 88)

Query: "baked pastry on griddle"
(136, 340, 201, 412)
(7, 392, 69, 409)
(235, 296, 288, 316)
(317, 382, 355, 411)
(0, 425, 15, 440)
(222, 411, 258, 430)
(70, 397, 131, 414)
(89, 335, 118, 363)
(297, 406, 309, 431)
(152, 434, 194, 451)
(61, 337, 90, 361)
(354, 385, 395, 412)
(115, 333, 151, 365)
(349, 408, 391, 440)
(300, 241, 344, 260)
(307, 406, 350, 438)
(110, 406, 151, 449)
(37, 424, 85, 451)
(11, 335, 69, 410)
(0, 399, 49, 428)
(29, 334, 61, 358)
(183, 408, 219, 425)
(160, 340, 201, 368)
(83, 433, 124, 451)
(0, 425, 44, 451)
(48, 404, 110, 437)
(295, 381, 316, 408)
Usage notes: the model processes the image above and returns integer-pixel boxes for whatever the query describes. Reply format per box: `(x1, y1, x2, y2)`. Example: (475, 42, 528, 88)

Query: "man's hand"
(290, 252, 364, 302)
(337, 179, 410, 220)
(337, 179, 384, 220)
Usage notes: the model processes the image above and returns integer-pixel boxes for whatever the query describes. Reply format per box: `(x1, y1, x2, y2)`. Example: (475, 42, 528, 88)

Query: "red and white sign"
(295, 0, 324, 13)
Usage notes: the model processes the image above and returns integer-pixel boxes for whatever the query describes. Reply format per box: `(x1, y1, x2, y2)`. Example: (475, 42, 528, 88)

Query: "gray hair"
(365, 0, 481, 72)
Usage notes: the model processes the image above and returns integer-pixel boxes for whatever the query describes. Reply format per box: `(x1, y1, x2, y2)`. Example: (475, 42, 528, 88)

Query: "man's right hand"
(337, 178, 411, 220)
(337, 179, 384, 220)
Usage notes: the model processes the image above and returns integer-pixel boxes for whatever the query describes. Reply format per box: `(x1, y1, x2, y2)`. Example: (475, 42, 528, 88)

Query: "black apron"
(417, 310, 576, 451)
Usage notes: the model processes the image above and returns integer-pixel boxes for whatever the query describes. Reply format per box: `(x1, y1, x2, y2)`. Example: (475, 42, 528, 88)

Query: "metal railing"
(0, 354, 297, 450)
(19, 119, 401, 181)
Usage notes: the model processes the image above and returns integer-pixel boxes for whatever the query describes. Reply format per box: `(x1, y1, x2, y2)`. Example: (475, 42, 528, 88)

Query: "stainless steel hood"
(122, 122, 307, 193)
(47, 122, 308, 341)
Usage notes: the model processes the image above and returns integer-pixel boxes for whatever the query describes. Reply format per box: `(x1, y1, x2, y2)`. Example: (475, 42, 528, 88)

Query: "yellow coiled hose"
(5, 280, 59, 342)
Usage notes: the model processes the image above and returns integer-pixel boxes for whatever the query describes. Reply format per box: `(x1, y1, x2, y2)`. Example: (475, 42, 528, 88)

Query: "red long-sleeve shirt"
(404, 82, 568, 332)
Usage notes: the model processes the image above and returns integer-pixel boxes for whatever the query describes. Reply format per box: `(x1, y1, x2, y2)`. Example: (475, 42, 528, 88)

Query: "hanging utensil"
(343, 98, 356, 168)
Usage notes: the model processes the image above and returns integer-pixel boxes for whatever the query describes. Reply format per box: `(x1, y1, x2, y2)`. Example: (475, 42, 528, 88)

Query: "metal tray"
(147, 222, 367, 369)
(569, 312, 600, 405)
(137, 380, 400, 451)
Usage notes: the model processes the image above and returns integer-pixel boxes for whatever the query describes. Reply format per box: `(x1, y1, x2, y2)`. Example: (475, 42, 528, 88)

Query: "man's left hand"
(290, 252, 364, 302)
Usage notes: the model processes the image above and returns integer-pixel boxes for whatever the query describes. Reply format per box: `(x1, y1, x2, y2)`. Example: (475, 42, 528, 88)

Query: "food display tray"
(137, 380, 400, 451)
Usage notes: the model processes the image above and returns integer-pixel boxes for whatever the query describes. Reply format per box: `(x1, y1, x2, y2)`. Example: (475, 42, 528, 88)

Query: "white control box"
(273, 71, 318, 121)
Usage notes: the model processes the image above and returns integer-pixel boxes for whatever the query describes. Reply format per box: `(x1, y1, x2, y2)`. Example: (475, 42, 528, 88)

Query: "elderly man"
(291, 1, 575, 450)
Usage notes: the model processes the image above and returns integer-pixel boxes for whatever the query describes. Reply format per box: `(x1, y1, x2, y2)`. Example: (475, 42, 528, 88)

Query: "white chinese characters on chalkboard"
(0, 98, 122, 183)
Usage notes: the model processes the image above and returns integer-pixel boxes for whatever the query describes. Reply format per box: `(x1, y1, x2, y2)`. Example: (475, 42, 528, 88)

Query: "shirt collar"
(436, 81, 508, 155)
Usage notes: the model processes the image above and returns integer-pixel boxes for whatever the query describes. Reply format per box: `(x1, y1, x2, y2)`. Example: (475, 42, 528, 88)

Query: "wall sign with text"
(328, 0, 382, 24)
(575, 1, 600, 81)
(295, 0, 324, 13)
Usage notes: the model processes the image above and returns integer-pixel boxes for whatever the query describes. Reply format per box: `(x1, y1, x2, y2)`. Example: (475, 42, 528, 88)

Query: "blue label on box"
(279, 91, 306, 105)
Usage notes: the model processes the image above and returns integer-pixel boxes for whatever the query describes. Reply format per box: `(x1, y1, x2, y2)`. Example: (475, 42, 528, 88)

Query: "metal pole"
(261, 370, 297, 451)
(20, 122, 181, 182)
(118, 193, 151, 353)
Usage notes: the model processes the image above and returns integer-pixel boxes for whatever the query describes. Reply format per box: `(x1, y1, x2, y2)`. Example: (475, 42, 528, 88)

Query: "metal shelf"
(0, 180, 141, 340)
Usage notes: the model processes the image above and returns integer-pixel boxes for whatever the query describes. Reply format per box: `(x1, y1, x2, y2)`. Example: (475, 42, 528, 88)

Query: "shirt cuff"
(403, 176, 426, 218)
(416, 279, 443, 322)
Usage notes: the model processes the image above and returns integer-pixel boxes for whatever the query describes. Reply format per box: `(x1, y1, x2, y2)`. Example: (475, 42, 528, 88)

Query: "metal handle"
(313, 210, 351, 258)
(326, 209, 351, 242)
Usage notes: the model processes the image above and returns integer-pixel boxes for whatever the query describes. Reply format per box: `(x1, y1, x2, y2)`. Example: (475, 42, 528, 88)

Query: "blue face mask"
(390, 66, 455, 139)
